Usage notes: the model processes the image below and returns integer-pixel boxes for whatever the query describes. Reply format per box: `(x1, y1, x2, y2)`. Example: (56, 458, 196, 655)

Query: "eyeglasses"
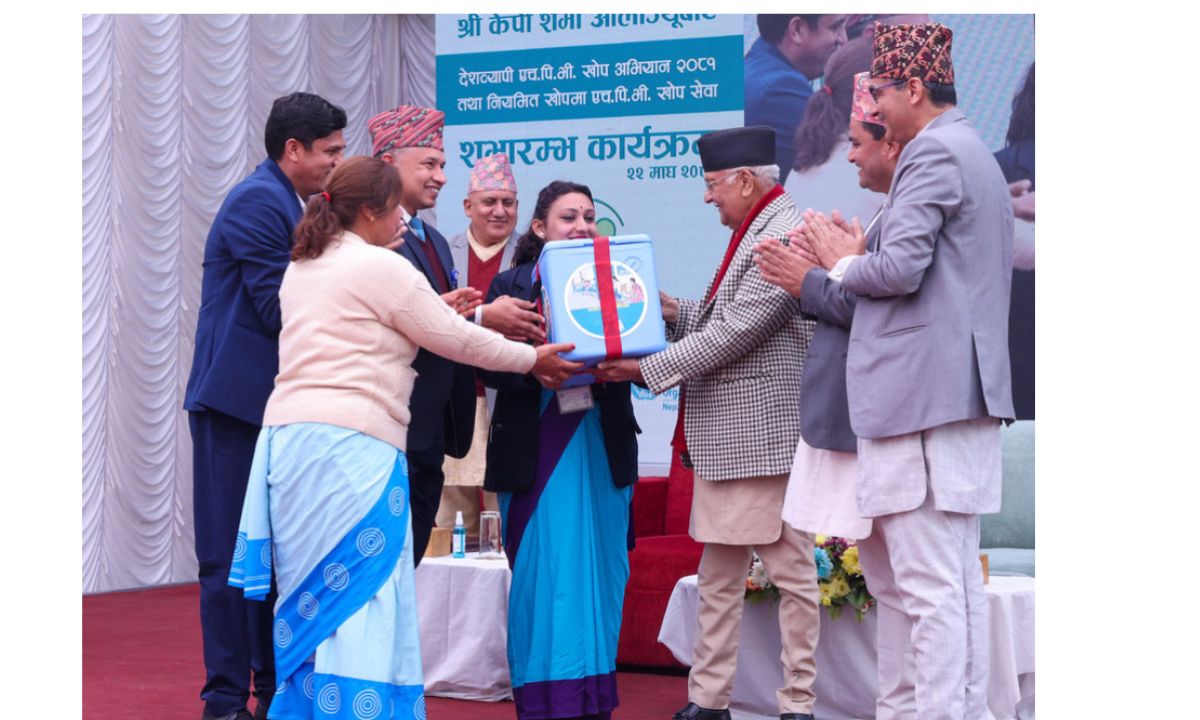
(703, 170, 741, 192)
(868, 78, 908, 101)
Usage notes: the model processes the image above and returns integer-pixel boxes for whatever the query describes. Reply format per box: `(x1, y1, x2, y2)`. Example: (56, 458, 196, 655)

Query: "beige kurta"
(438, 396, 499, 536)
(690, 473, 789, 545)
(781, 439, 873, 540)
(443, 396, 489, 487)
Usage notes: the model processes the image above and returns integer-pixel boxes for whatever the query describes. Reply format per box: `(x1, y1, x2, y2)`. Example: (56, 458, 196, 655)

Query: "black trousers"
(190, 410, 276, 715)
(406, 444, 446, 567)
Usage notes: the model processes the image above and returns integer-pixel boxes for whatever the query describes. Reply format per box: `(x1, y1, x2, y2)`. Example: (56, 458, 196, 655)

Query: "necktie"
(409, 217, 450, 293)
(409, 216, 427, 241)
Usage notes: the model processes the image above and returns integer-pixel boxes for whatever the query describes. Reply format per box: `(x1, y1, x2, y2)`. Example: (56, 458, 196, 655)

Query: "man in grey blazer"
(758, 71, 923, 720)
(596, 126, 819, 720)
(439, 152, 536, 536)
(804, 23, 1015, 720)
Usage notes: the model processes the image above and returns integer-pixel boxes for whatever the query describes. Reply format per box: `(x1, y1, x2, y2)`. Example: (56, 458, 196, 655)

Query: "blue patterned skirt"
(231, 422, 425, 720)
(499, 392, 632, 719)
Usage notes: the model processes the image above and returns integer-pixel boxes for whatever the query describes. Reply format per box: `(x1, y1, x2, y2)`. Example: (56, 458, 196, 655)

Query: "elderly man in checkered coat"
(596, 126, 820, 720)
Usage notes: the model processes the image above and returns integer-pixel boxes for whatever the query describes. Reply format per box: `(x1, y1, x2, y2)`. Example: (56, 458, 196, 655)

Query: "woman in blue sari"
(481, 181, 640, 720)
(229, 157, 579, 720)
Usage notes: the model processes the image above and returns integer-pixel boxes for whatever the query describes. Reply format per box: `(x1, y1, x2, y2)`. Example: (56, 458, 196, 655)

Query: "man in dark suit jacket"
(368, 106, 549, 566)
(367, 105, 473, 568)
(183, 92, 345, 720)
(771, 75, 898, 451)
(758, 71, 900, 456)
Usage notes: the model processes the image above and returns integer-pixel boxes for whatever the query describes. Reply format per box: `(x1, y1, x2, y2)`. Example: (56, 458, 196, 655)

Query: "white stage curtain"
(82, 14, 436, 593)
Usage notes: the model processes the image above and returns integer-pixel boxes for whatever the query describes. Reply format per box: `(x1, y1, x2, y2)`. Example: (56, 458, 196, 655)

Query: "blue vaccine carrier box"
(536, 234, 667, 384)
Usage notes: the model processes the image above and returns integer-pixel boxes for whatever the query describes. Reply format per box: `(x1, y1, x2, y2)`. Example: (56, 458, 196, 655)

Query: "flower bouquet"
(815, 535, 874, 621)
(745, 553, 778, 604)
(744, 536, 875, 621)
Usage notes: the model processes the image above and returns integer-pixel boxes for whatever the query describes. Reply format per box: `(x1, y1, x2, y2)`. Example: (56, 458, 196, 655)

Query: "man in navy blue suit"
(367, 105, 546, 566)
(745, 14, 848, 184)
(184, 91, 346, 720)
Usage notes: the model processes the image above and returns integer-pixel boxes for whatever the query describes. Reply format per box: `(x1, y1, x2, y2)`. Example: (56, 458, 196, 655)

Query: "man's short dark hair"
(756, 14, 822, 44)
(924, 82, 957, 107)
(264, 92, 348, 161)
(862, 121, 886, 142)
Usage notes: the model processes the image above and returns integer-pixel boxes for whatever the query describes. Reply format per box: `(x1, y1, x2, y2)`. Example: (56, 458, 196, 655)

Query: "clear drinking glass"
(478, 510, 503, 559)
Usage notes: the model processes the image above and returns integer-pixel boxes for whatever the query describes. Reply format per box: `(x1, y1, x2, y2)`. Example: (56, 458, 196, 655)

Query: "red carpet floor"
(83, 583, 686, 719)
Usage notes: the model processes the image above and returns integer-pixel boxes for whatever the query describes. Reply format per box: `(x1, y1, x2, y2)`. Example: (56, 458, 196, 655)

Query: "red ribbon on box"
(593, 236, 623, 360)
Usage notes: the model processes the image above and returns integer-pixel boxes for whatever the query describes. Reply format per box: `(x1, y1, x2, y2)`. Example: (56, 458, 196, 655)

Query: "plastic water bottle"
(452, 511, 467, 558)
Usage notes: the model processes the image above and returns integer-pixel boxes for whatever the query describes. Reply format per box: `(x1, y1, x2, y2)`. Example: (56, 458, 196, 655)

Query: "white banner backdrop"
(81, 14, 436, 593)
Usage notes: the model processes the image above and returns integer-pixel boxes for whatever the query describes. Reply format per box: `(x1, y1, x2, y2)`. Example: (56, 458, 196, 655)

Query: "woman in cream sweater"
(229, 156, 579, 720)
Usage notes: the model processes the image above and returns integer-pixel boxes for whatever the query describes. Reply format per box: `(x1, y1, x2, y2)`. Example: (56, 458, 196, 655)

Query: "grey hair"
(723, 164, 780, 184)
(745, 164, 781, 183)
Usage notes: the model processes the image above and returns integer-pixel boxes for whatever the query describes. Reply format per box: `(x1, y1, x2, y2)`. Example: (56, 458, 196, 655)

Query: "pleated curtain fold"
(82, 14, 436, 593)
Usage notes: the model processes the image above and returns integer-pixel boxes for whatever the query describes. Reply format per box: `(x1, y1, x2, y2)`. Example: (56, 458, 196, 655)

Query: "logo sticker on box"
(563, 261, 649, 339)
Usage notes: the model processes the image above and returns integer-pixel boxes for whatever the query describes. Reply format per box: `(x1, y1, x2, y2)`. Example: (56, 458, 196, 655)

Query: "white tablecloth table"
(658, 574, 1035, 720)
(414, 552, 513, 700)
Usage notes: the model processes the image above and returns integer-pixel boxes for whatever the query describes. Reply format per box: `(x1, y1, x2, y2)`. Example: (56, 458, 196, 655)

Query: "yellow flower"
(819, 583, 833, 606)
(828, 575, 851, 599)
(815, 535, 828, 545)
(842, 546, 861, 576)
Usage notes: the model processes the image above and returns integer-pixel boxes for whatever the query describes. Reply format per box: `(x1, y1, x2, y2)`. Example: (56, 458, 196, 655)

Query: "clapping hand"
(1009, 180, 1034, 222)
(441, 287, 483, 318)
(754, 231, 817, 297)
(383, 220, 409, 251)
(802, 209, 866, 270)
(483, 295, 546, 342)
